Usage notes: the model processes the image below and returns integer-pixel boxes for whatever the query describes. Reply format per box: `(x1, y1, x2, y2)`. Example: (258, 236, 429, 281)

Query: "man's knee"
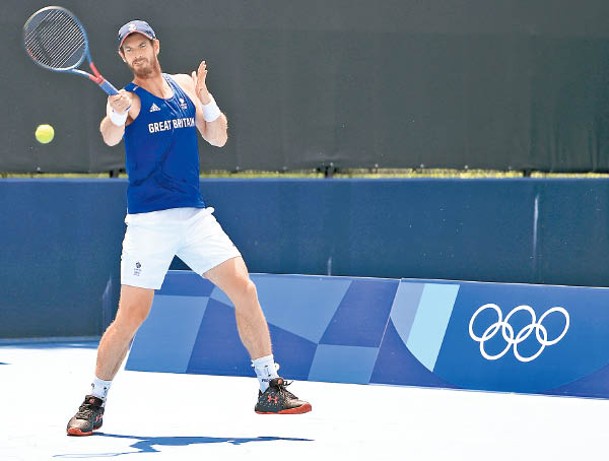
(107, 311, 146, 336)
(228, 276, 258, 306)
(240, 277, 258, 300)
(110, 300, 152, 335)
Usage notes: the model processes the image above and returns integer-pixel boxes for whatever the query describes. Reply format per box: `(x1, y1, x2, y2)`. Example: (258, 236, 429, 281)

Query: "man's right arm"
(100, 90, 134, 146)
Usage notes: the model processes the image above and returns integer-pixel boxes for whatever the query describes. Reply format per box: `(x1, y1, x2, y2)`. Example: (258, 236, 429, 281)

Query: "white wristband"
(109, 109, 128, 126)
(202, 94, 222, 122)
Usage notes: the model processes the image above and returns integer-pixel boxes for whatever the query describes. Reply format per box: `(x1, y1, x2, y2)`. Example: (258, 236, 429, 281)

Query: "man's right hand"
(101, 90, 132, 146)
(108, 90, 132, 115)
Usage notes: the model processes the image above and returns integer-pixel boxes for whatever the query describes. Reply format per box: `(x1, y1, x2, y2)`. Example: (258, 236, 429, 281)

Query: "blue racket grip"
(99, 79, 119, 95)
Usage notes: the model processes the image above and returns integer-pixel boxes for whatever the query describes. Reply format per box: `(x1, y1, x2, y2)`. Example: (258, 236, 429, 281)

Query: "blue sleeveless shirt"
(124, 74, 205, 213)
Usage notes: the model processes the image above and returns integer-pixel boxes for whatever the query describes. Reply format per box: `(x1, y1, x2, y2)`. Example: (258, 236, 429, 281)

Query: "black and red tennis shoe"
(66, 395, 104, 436)
(255, 377, 312, 414)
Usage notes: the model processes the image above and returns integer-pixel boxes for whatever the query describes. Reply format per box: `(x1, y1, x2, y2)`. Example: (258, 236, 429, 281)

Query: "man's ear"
(118, 50, 127, 63)
(153, 39, 160, 56)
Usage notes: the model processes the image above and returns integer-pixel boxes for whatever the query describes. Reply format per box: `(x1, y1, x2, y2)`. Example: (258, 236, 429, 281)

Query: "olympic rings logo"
(468, 304, 570, 363)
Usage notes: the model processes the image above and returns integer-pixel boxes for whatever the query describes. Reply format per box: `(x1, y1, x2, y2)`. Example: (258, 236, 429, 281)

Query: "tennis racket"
(23, 6, 118, 95)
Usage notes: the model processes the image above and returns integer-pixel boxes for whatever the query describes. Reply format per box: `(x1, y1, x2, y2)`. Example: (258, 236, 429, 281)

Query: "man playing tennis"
(67, 20, 311, 436)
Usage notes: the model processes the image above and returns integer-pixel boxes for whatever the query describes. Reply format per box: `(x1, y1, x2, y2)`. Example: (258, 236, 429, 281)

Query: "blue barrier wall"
(1, 178, 609, 338)
(127, 271, 609, 399)
(0, 179, 126, 338)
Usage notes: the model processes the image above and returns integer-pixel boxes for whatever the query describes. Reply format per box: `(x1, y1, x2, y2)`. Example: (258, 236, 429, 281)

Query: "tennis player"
(67, 19, 311, 436)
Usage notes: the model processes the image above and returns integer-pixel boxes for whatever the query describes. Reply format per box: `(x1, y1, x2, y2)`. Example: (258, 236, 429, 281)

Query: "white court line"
(0, 341, 606, 461)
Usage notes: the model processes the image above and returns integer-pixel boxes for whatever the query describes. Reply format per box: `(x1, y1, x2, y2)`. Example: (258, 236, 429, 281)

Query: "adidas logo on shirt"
(149, 103, 161, 112)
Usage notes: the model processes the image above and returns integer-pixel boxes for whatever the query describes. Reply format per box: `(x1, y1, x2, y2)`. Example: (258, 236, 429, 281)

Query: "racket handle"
(98, 79, 119, 95)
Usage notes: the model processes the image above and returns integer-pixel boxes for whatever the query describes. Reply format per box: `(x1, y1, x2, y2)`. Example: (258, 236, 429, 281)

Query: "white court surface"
(0, 340, 607, 461)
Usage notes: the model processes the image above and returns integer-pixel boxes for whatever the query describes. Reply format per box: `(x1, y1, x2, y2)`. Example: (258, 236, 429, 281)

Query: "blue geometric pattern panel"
(126, 271, 609, 399)
(308, 344, 379, 384)
(251, 274, 351, 344)
(126, 295, 208, 373)
(319, 278, 398, 347)
(187, 297, 251, 377)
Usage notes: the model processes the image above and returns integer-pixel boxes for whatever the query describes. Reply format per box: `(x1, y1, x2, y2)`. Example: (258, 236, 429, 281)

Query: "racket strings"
(24, 9, 86, 70)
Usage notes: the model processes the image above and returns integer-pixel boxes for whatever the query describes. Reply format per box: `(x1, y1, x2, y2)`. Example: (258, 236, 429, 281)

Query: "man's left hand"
(191, 61, 211, 104)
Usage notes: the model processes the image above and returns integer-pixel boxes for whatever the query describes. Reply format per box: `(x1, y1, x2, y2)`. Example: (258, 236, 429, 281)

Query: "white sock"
(90, 376, 112, 403)
(252, 355, 279, 392)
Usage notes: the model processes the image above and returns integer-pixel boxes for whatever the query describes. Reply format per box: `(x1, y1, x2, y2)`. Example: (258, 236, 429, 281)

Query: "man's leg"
(204, 257, 271, 359)
(66, 285, 155, 436)
(205, 257, 312, 414)
(96, 285, 155, 380)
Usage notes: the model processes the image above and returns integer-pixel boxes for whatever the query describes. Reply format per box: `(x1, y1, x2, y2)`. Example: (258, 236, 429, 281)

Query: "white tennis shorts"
(120, 207, 241, 289)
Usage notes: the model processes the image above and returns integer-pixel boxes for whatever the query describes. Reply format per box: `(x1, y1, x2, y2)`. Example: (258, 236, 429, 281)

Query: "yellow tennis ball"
(35, 124, 55, 144)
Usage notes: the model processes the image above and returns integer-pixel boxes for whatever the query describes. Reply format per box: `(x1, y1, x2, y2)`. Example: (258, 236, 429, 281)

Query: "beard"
(129, 56, 161, 79)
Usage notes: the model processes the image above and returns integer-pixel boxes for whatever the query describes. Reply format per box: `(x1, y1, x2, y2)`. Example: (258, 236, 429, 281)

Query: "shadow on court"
(54, 433, 314, 457)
